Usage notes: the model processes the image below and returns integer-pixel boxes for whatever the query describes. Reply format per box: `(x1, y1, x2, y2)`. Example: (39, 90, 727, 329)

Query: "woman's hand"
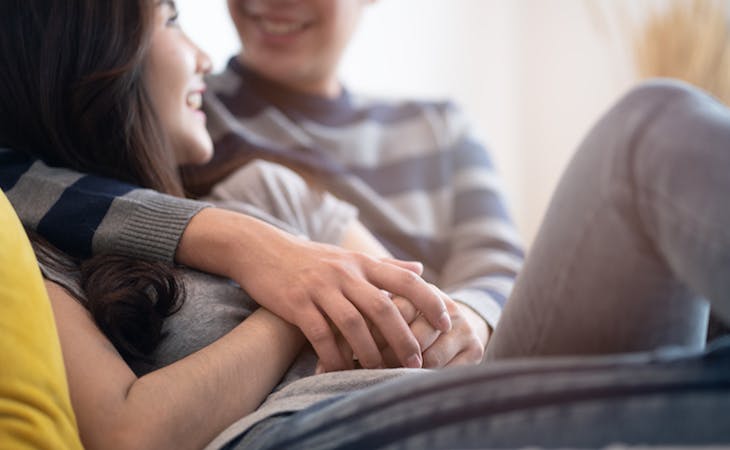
(380, 288, 490, 368)
(177, 208, 452, 373)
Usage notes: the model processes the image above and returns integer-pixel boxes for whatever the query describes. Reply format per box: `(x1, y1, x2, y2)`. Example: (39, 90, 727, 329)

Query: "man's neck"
(236, 56, 341, 99)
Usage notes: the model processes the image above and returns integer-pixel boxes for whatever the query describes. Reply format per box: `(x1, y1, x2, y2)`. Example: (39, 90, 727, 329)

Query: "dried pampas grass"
(633, 0, 730, 104)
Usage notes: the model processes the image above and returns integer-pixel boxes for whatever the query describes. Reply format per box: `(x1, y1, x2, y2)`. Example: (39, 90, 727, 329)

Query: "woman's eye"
(167, 12, 180, 27)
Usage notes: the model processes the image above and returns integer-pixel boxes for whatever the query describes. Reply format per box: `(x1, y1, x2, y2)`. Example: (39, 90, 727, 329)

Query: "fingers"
(371, 295, 421, 348)
(444, 349, 485, 367)
(392, 295, 419, 323)
(316, 336, 355, 375)
(367, 260, 451, 333)
(297, 305, 350, 372)
(422, 330, 484, 368)
(344, 283, 423, 369)
(421, 301, 486, 368)
(382, 314, 442, 367)
(377, 296, 441, 368)
(316, 290, 382, 369)
(379, 258, 424, 276)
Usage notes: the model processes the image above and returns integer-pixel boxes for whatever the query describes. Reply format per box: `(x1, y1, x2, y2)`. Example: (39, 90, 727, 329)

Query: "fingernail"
(406, 354, 422, 369)
(315, 364, 324, 375)
(438, 312, 452, 332)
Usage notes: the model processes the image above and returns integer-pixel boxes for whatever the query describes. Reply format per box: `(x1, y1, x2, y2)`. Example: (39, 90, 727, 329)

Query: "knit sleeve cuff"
(93, 189, 212, 263)
(447, 288, 503, 331)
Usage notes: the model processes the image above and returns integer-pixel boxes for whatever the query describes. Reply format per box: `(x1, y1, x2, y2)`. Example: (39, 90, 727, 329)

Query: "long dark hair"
(29, 230, 183, 362)
(0, 0, 185, 359)
(0, 0, 183, 196)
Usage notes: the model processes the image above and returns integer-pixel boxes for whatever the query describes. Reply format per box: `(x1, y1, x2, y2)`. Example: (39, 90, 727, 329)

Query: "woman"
(1, 1, 729, 449)
(0, 0, 473, 447)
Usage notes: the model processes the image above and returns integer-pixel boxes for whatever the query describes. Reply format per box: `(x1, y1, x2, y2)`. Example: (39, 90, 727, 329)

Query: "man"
(1, 0, 522, 369)
(187, 0, 523, 365)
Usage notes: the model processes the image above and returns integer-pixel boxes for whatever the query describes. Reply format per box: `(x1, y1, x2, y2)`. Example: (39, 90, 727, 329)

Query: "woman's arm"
(46, 280, 304, 450)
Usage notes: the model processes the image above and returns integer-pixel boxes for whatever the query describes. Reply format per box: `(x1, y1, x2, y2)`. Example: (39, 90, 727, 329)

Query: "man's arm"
(177, 207, 452, 371)
(2, 155, 205, 261)
(2, 153, 451, 371)
(438, 107, 525, 332)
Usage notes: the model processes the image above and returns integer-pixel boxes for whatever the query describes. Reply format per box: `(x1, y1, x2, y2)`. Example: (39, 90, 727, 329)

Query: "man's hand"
(177, 208, 452, 373)
(379, 287, 490, 368)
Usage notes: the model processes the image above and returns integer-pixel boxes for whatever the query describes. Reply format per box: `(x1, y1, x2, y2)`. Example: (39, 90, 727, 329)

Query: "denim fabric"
(233, 340, 730, 449)
(228, 81, 730, 448)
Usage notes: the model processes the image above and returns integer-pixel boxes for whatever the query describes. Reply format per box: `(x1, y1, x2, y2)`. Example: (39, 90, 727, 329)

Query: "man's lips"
(257, 17, 308, 35)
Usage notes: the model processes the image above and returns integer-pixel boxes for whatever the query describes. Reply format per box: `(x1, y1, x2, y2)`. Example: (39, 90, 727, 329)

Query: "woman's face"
(145, 1, 213, 166)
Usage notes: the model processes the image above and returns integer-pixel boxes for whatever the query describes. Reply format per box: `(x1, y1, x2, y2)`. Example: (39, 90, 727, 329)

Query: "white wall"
(177, 0, 638, 246)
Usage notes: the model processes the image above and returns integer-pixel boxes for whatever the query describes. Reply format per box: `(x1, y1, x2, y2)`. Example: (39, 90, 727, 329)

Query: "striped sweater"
(0, 59, 523, 328)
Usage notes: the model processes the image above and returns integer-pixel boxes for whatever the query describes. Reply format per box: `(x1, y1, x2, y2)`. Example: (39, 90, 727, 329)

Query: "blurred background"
(177, 0, 730, 247)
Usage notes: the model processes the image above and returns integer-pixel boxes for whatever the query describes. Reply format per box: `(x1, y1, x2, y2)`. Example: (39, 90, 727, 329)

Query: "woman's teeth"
(186, 92, 202, 110)
(259, 19, 305, 35)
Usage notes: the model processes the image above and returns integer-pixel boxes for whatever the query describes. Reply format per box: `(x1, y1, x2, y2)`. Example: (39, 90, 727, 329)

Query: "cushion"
(0, 190, 83, 449)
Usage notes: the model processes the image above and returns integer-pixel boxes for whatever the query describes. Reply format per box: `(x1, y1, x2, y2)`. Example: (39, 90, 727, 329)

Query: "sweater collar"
(227, 58, 355, 123)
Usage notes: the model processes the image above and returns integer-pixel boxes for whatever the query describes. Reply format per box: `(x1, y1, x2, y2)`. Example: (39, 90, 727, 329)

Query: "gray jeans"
(230, 80, 730, 449)
(488, 79, 730, 358)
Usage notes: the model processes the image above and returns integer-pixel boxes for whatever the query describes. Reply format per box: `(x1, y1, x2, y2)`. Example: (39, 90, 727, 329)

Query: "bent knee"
(590, 79, 718, 150)
(614, 79, 712, 122)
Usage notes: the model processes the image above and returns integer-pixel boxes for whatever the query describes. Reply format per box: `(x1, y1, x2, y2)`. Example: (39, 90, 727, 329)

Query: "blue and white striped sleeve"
(437, 109, 525, 330)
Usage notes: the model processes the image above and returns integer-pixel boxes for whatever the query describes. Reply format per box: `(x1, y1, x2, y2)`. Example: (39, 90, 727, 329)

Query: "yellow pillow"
(0, 190, 83, 449)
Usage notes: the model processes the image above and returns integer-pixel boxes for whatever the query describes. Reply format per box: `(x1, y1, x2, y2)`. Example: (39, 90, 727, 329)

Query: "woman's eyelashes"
(167, 11, 179, 27)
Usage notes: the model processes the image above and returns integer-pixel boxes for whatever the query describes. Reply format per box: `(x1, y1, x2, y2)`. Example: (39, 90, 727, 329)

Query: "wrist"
(455, 301, 490, 348)
(248, 308, 306, 352)
(176, 207, 294, 284)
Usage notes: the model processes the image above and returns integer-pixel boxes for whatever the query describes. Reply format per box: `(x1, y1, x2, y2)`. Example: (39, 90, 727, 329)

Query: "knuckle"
(306, 272, 330, 291)
(399, 270, 420, 286)
(369, 293, 395, 317)
(423, 351, 444, 368)
(354, 252, 373, 265)
(339, 269, 361, 287)
(465, 336, 485, 359)
(339, 311, 363, 329)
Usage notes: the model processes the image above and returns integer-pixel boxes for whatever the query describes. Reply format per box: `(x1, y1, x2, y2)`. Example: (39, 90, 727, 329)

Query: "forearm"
(338, 219, 391, 257)
(176, 208, 449, 372)
(114, 309, 303, 450)
(176, 207, 304, 284)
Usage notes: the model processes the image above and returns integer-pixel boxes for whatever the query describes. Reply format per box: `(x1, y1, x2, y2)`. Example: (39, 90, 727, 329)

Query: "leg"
(489, 80, 730, 359)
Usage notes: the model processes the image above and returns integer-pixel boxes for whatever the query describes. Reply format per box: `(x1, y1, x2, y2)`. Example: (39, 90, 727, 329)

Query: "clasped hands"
(242, 239, 488, 372)
(315, 288, 490, 373)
